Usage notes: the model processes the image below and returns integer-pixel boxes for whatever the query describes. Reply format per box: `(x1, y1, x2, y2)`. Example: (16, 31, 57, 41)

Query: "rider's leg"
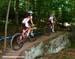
(21, 23, 28, 38)
(52, 23, 55, 32)
(22, 29, 26, 38)
(25, 23, 31, 37)
(27, 27, 31, 37)
(50, 23, 52, 32)
(50, 23, 55, 32)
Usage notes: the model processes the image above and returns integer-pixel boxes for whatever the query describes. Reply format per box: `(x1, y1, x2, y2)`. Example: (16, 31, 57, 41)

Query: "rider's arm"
(30, 16, 34, 26)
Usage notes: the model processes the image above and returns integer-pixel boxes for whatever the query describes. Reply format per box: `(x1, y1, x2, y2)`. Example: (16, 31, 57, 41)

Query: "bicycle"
(10, 26, 37, 51)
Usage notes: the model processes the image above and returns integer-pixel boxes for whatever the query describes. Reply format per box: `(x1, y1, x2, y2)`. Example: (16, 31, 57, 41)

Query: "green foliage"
(0, 0, 8, 19)
(0, 0, 74, 27)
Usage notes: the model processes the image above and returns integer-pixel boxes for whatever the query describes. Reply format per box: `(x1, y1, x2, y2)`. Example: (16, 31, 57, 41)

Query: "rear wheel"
(11, 33, 24, 51)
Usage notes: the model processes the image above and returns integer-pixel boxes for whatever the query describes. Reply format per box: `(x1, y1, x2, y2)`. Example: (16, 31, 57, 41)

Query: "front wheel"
(28, 31, 37, 42)
(10, 33, 24, 51)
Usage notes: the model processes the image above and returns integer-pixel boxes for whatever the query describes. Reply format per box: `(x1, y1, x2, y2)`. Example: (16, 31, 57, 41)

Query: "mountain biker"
(22, 11, 34, 38)
(48, 13, 55, 32)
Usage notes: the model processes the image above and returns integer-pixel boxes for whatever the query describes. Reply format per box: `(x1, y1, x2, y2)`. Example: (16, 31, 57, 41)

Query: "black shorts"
(22, 24, 27, 29)
(47, 21, 51, 24)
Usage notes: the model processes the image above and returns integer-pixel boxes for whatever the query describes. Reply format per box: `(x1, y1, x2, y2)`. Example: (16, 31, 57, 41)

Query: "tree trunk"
(4, 0, 11, 51)
(74, 0, 75, 22)
(14, 0, 19, 25)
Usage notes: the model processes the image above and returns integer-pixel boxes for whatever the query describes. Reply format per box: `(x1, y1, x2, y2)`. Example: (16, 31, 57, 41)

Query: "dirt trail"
(1, 31, 65, 59)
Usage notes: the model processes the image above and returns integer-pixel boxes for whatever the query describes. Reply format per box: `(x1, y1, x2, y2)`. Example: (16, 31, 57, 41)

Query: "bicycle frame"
(10, 26, 36, 51)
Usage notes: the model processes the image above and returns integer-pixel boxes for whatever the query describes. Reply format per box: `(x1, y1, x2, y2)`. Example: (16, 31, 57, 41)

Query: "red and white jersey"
(22, 16, 32, 24)
(49, 16, 54, 23)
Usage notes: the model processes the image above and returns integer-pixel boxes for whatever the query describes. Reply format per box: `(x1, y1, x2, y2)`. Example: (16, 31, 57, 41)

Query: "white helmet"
(28, 11, 33, 14)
